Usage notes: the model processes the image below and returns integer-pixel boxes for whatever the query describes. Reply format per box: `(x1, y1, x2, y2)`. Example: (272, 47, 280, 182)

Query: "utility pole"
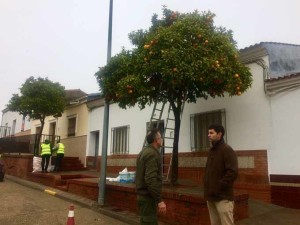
(98, 0, 113, 206)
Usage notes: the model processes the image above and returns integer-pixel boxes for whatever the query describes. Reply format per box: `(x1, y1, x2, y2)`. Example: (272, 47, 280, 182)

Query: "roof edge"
(239, 43, 268, 64)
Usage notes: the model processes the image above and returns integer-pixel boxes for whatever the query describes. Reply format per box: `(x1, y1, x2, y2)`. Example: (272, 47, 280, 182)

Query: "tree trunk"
(35, 116, 45, 155)
(170, 102, 182, 185)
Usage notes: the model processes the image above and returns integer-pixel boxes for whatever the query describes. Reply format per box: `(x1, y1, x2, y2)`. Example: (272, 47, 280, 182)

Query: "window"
(111, 126, 129, 154)
(0, 124, 10, 137)
(190, 109, 226, 151)
(11, 120, 16, 135)
(4, 123, 9, 137)
(145, 120, 166, 149)
(35, 126, 41, 135)
(21, 115, 25, 131)
(49, 121, 57, 143)
(146, 120, 164, 137)
(49, 122, 56, 136)
(68, 117, 77, 137)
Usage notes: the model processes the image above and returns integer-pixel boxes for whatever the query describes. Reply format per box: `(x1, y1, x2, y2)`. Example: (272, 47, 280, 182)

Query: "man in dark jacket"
(204, 125, 238, 225)
(136, 128, 167, 225)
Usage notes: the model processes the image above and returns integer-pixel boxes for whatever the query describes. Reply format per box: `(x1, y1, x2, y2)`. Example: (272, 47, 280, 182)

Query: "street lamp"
(98, 0, 113, 206)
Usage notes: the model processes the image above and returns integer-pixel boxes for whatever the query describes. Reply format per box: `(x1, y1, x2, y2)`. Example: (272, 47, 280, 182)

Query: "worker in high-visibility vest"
(40, 139, 52, 173)
(53, 141, 65, 172)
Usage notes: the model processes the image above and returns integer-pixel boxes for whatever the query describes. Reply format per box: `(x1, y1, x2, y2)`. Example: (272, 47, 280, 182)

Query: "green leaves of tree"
(7, 76, 66, 122)
(95, 7, 252, 109)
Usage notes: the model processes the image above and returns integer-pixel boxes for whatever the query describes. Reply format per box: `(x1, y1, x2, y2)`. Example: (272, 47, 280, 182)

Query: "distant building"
(30, 89, 88, 164)
(1, 108, 31, 137)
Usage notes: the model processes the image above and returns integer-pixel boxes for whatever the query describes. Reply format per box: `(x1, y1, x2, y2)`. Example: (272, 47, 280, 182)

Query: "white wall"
(179, 61, 271, 152)
(1, 110, 31, 135)
(88, 103, 154, 156)
(87, 60, 272, 157)
(269, 87, 300, 175)
(87, 106, 104, 156)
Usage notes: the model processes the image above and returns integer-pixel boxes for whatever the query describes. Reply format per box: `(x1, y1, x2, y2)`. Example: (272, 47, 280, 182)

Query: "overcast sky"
(1, 0, 300, 122)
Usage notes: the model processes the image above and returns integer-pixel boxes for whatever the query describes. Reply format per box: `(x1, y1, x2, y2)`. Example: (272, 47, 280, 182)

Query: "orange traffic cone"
(66, 205, 75, 225)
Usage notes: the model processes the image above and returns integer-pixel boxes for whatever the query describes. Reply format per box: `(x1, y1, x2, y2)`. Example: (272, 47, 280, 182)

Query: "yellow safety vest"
(57, 143, 65, 154)
(41, 143, 51, 155)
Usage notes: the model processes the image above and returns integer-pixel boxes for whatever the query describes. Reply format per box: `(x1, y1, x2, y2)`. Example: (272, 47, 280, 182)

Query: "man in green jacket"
(204, 125, 238, 225)
(136, 128, 167, 225)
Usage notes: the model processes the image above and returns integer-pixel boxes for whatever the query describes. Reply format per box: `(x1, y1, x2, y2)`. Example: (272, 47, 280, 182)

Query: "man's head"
(44, 139, 50, 144)
(208, 125, 225, 144)
(146, 128, 163, 149)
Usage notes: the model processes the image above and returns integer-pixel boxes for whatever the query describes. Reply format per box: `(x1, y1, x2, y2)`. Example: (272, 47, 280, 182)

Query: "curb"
(6, 175, 139, 225)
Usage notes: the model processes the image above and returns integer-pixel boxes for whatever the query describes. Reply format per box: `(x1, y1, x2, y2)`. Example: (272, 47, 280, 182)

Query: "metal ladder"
(162, 100, 186, 182)
(142, 101, 166, 147)
(142, 94, 186, 182)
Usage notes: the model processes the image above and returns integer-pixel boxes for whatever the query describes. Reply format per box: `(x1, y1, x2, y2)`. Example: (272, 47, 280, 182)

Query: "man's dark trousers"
(41, 155, 51, 172)
(54, 153, 64, 171)
(137, 195, 158, 225)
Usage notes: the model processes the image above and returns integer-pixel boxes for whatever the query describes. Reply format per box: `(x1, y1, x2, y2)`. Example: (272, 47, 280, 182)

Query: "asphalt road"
(0, 179, 129, 225)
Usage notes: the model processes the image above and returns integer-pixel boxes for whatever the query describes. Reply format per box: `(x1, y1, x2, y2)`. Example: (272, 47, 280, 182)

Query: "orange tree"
(96, 7, 252, 184)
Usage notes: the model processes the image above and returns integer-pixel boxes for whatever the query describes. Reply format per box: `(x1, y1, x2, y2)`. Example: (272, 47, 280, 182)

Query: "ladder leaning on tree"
(161, 100, 186, 182)
(142, 100, 167, 147)
(142, 93, 186, 182)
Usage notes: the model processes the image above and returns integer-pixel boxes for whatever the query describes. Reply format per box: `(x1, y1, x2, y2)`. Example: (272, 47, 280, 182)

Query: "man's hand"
(158, 201, 166, 214)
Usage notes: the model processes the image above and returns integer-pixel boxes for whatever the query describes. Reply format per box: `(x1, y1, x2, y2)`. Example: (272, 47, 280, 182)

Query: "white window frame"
(110, 125, 130, 154)
(190, 109, 226, 151)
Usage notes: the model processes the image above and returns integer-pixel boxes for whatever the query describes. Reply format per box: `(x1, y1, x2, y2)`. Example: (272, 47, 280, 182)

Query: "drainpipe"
(254, 59, 272, 183)
(254, 59, 269, 94)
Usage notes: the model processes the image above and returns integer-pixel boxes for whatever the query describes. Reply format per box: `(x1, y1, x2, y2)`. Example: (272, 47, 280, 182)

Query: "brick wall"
(86, 149, 271, 202)
(62, 135, 87, 166)
(3, 155, 85, 178)
(270, 174, 300, 209)
(2, 154, 33, 178)
(66, 179, 248, 225)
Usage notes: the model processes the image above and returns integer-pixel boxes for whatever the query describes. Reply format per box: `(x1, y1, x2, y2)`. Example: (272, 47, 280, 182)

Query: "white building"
(1, 109, 31, 137)
(86, 42, 300, 207)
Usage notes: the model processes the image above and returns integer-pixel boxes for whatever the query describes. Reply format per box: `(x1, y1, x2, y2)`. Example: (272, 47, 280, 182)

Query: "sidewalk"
(236, 199, 300, 225)
(6, 174, 300, 225)
(6, 175, 140, 225)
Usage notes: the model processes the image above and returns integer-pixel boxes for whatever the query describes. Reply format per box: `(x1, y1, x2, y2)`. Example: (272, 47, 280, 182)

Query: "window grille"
(111, 125, 129, 154)
(190, 109, 226, 151)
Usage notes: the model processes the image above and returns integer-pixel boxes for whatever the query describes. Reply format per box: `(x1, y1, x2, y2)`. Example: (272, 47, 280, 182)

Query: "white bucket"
(119, 171, 129, 183)
(128, 171, 136, 183)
